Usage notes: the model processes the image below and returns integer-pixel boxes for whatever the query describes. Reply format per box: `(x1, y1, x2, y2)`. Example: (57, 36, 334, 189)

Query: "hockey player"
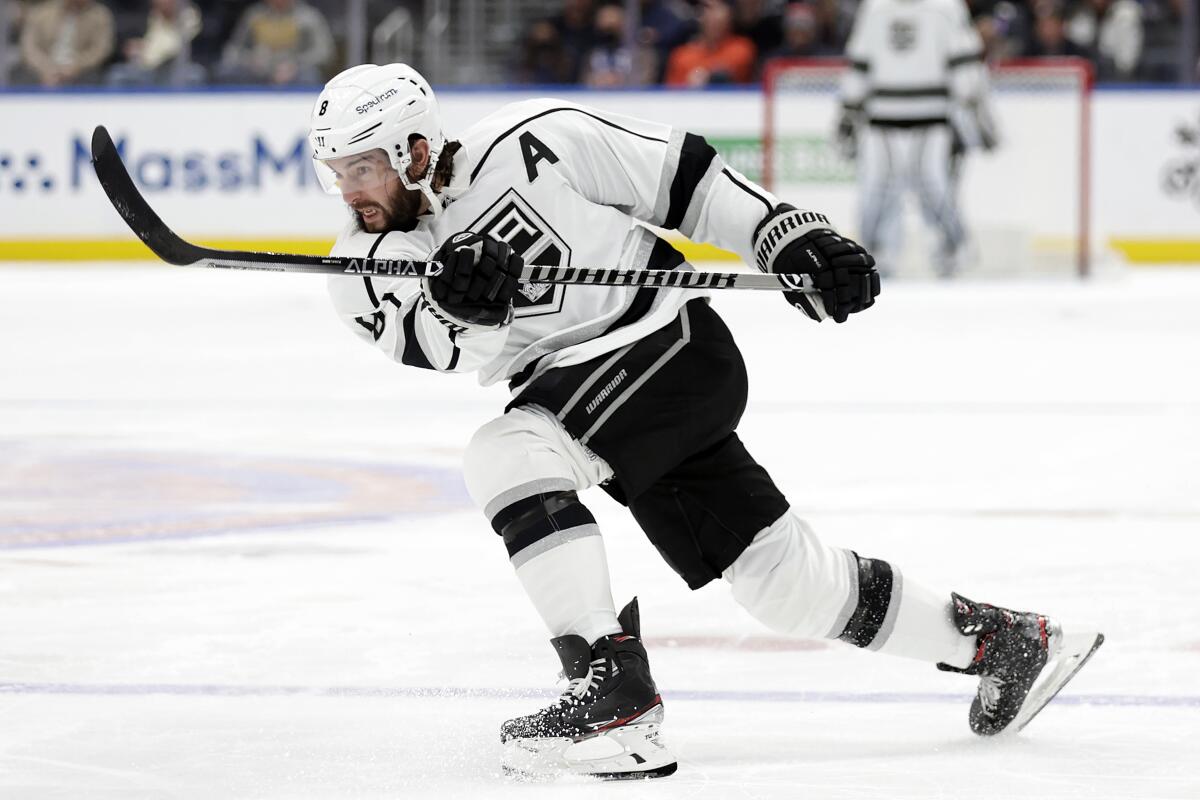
(310, 63, 1100, 779)
(837, 0, 998, 277)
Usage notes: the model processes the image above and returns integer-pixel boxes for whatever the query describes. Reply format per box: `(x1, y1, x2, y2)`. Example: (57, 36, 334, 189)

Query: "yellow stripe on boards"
(6, 237, 1199, 266)
(670, 239, 742, 263)
(0, 239, 337, 262)
(0, 235, 748, 267)
(1108, 239, 1200, 264)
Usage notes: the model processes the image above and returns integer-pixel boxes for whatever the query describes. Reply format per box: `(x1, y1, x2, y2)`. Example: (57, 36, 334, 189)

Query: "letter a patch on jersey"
(468, 188, 572, 318)
(519, 131, 559, 183)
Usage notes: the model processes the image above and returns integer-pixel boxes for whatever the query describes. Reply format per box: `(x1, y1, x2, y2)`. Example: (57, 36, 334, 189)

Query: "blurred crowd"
(3, 0, 339, 87)
(1, 0, 1196, 89)
(522, 0, 1199, 85)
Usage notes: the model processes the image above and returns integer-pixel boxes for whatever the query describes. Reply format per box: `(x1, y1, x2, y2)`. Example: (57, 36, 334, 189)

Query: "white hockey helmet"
(309, 63, 447, 216)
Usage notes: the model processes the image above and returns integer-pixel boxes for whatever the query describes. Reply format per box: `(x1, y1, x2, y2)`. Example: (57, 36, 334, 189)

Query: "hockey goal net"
(762, 57, 1093, 278)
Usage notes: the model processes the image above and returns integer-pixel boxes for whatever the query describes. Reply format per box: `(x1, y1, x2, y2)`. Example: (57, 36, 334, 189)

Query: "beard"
(352, 180, 425, 233)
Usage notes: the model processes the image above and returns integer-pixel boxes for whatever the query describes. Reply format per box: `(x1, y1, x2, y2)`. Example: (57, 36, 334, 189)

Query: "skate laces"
(558, 658, 609, 708)
(978, 674, 1004, 716)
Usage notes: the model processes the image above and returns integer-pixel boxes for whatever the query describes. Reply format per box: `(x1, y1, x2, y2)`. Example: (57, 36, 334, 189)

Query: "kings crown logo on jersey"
(1161, 112, 1200, 210)
(889, 20, 917, 52)
(468, 188, 572, 317)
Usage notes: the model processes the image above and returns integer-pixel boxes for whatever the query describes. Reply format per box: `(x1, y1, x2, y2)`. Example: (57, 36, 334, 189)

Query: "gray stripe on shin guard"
(509, 523, 601, 570)
(866, 568, 903, 651)
(825, 548, 862, 639)
(484, 478, 577, 522)
(836, 553, 898, 648)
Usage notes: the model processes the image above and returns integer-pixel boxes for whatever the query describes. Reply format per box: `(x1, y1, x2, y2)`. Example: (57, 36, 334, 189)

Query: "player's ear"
(408, 136, 430, 176)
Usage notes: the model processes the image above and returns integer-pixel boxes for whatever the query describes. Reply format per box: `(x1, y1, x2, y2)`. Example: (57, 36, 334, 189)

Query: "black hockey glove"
(424, 231, 523, 329)
(753, 204, 880, 324)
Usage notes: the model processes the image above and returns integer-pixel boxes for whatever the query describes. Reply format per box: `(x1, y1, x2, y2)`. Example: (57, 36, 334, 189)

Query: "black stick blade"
(90, 125, 206, 266)
(88, 125, 363, 275)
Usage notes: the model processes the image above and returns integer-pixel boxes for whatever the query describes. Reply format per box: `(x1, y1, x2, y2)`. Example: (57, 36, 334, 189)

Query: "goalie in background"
(836, 0, 999, 278)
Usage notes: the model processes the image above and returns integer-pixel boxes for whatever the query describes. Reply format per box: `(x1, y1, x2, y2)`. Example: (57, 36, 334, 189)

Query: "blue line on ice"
(1, 683, 1196, 708)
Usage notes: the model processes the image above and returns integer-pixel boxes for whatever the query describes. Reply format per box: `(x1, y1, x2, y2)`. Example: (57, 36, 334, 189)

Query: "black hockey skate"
(937, 592, 1104, 736)
(500, 598, 676, 780)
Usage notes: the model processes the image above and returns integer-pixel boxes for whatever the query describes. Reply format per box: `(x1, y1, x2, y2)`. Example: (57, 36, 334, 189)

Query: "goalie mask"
(309, 63, 448, 218)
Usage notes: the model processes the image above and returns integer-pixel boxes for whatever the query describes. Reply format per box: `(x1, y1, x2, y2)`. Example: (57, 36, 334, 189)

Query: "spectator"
(582, 3, 657, 87)
(548, 0, 597, 83)
(733, 0, 784, 57)
(516, 18, 571, 84)
(3, 2, 31, 83)
(961, 0, 1029, 60)
(1065, 0, 1144, 81)
(371, 5, 417, 68)
(107, 0, 204, 87)
(216, 0, 333, 85)
(664, 0, 757, 86)
(638, 0, 695, 81)
(969, 1, 1029, 61)
(811, 0, 854, 52)
(14, 0, 115, 87)
(1140, 0, 1199, 82)
(764, 3, 838, 62)
(1025, 2, 1089, 58)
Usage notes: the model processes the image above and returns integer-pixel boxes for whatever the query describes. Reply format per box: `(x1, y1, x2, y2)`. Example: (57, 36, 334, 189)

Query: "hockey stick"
(90, 125, 813, 293)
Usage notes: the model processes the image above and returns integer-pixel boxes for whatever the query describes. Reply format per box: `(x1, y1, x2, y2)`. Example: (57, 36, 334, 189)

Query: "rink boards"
(0, 87, 1197, 267)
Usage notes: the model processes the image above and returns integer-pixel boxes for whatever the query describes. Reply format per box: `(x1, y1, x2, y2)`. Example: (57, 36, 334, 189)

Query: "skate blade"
(501, 708, 676, 780)
(502, 759, 678, 782)
(1011, 628, 1105, 734)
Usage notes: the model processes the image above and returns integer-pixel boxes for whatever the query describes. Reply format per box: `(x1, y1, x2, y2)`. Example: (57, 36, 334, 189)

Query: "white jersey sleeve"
(468, 98, 782, 268)
(326, 222, 508, 373)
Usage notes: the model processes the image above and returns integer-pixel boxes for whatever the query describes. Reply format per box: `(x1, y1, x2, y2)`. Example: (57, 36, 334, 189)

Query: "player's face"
(325, 150, 424, 233)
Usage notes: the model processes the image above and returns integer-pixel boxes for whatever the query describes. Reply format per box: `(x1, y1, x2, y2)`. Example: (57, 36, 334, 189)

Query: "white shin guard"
(514, 533, 623, 645)
(872, 575, 977, 668)
(723, 512, 976, 668)
(723, 513, 858, 639)
(464, 405, 622, 645)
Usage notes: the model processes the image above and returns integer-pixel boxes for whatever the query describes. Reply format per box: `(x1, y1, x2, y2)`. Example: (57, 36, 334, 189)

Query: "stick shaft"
(199, 252, 804, 291)
(89, 125, 811, 294)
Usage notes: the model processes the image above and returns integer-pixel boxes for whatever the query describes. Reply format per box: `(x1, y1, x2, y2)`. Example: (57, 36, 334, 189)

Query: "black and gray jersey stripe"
(469, 107, 770, 238)
(659, 130, 773, 240)
(355, 231, 460, 372)
(505, 232, 686, 393)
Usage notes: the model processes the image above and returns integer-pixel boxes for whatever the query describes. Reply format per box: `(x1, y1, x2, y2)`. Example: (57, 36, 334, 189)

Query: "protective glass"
(313, 149, 398, 195)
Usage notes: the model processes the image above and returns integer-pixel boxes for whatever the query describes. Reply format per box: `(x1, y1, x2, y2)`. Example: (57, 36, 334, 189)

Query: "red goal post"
(762, 57, 1094, 278)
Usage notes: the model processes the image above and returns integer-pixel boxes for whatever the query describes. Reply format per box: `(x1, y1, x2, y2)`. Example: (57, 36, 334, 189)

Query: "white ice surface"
(1, 264, 1198, 799)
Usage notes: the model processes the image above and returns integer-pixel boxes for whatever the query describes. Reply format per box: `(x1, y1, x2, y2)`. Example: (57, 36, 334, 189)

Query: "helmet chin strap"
(398, 148, 444, 219)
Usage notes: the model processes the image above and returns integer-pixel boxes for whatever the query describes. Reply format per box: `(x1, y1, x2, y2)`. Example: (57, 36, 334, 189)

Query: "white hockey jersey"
(841, 0, 987, 125)
(327, 98, 781, 389)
